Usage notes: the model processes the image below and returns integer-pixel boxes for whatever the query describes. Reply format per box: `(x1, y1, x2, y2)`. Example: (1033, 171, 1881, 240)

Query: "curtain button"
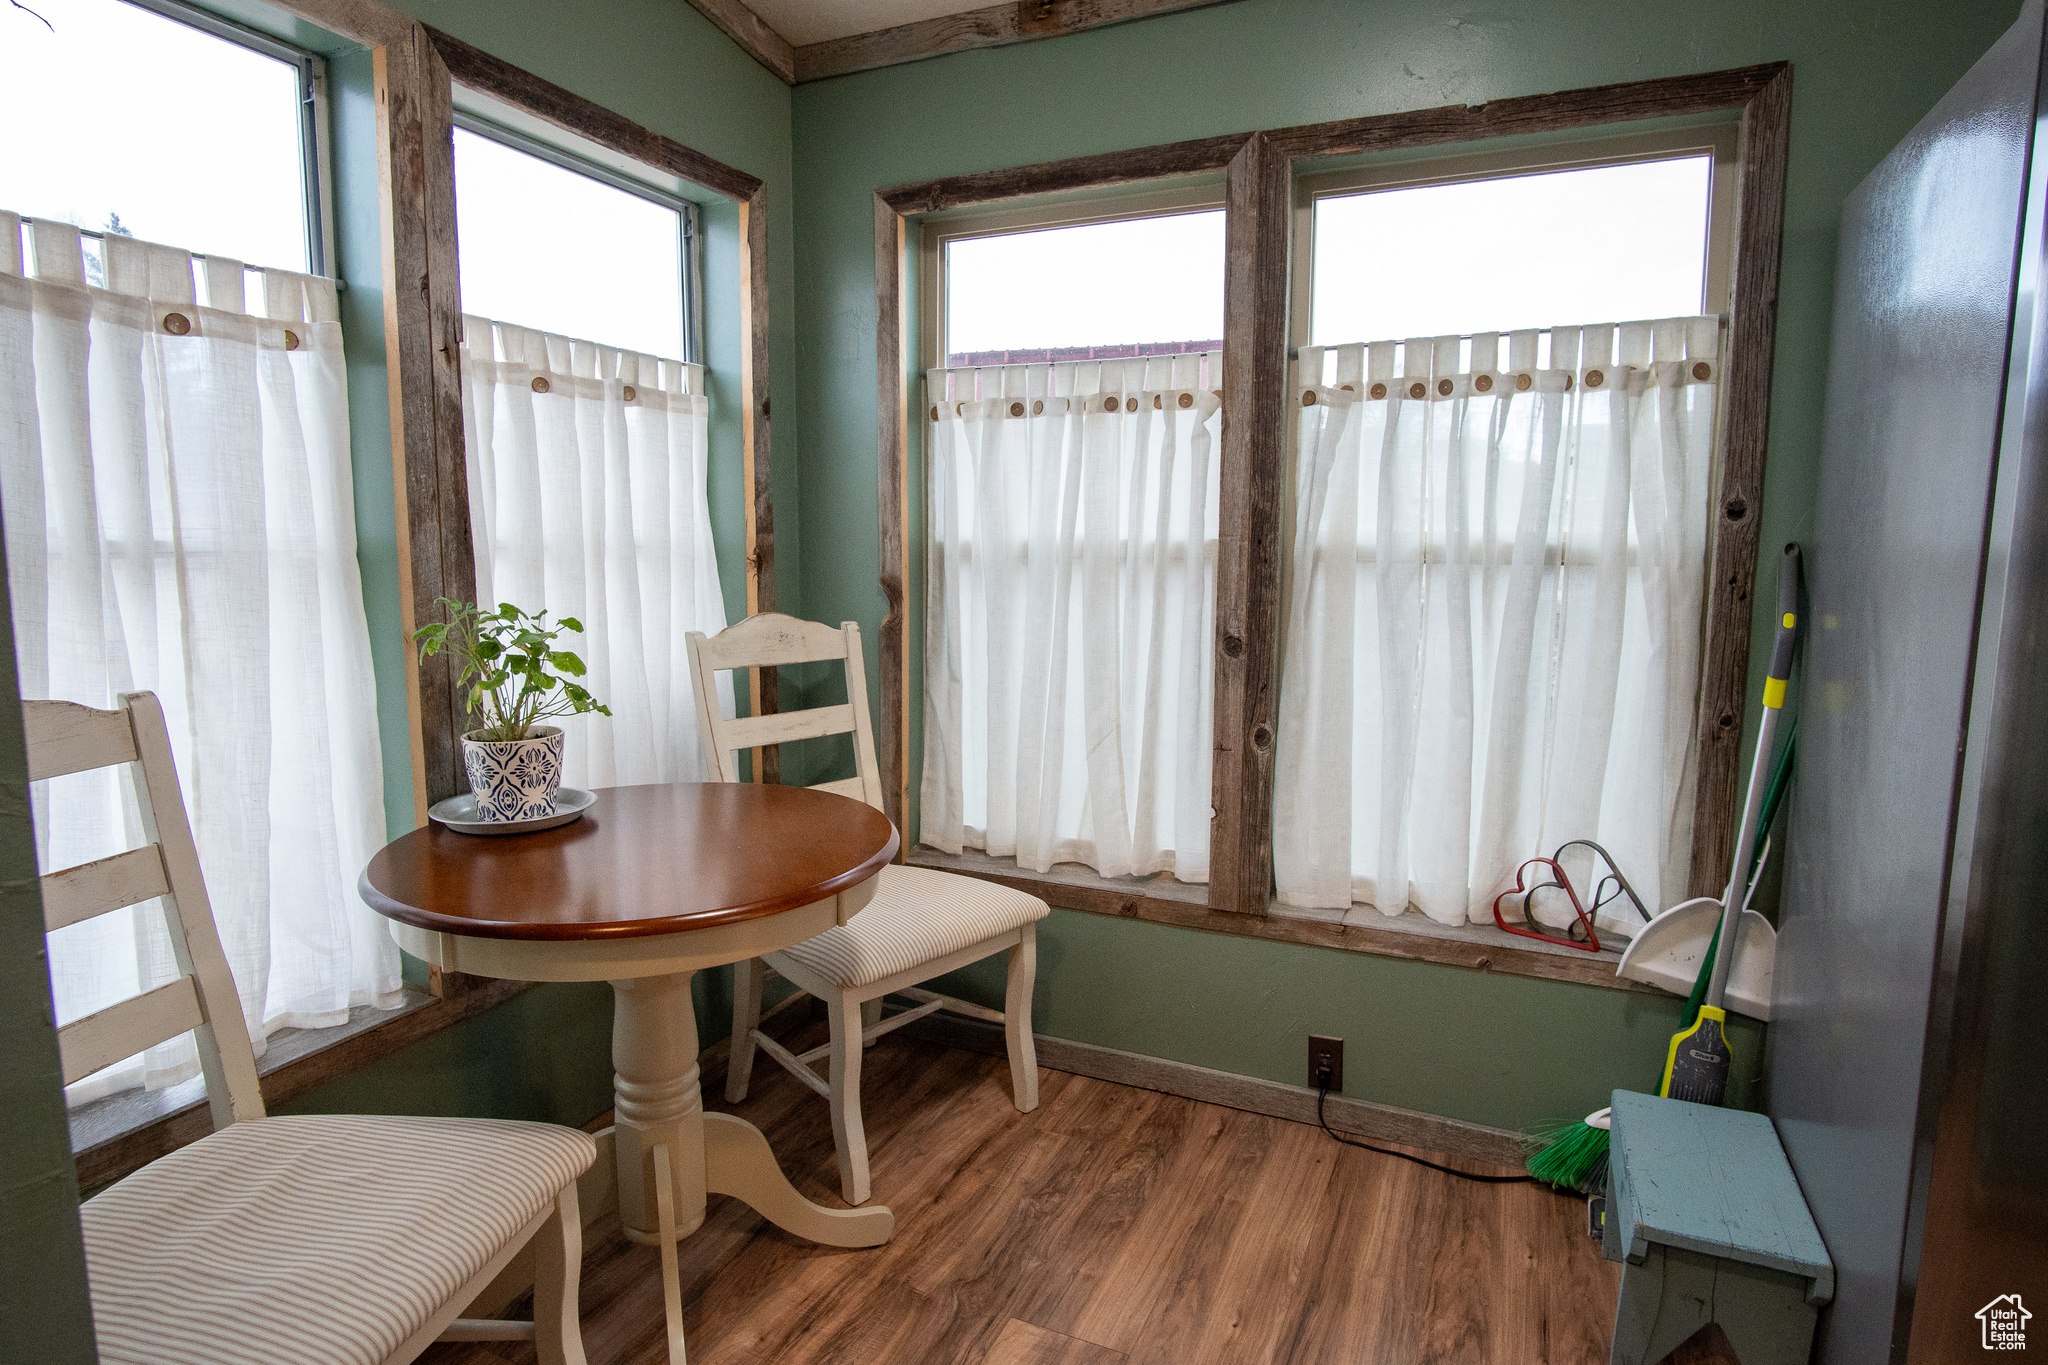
(162, 312, 190, 336)
(1692, 361, 1712, 381)
(1369, 382, 1387, 399)
(1474, 373, 1492, 392)
(1125, 396, 1137, 412)
(623, 384, 637, 401)
(930, 405, 940, 421)
(1033, 399, 1044, 415)
(1177, 392, 1193, 409)
(1585, 369, 1604, 388)
(283, 329, 300, 351)
(1515, 373, 1533, 392)
(1009, 401, 1024, 417)
(1103, 396, 1118, 413)
(1437, 378, 1453, 396)
(1408, 381, 1426, 399)
(531, 376, 551, 394)
(1152, 394, 1162, 409)
(1302, 389, 1317, 407)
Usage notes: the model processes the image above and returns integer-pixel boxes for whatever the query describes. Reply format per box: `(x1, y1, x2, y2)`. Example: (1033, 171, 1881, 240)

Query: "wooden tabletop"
(360, 783, 898, 941)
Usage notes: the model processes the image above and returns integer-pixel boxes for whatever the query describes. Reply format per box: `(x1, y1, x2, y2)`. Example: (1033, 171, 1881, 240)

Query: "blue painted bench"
(1602, 1090, 1833, 1365)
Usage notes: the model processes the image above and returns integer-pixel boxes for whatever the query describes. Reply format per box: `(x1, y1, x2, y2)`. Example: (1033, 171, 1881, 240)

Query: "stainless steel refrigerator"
(1771, 2, 2048, 1361)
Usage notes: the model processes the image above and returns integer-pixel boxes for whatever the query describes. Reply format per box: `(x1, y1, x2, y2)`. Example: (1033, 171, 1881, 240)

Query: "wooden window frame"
(377, 24, 779, 815)
(875, 63, 1791, 979)
(71, 0, 779, 1187)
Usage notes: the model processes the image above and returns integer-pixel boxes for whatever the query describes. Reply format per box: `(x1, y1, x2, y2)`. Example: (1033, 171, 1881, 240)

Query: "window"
(1308, 156, 1715, 343)
(1294, 127, 1737, 350)
(451, 113, 728, 795)
(3, 0, 393, 1111)
(881, 69, 1790, 975)
(452, 118, 696, 361)
(1274, 127, 1740, 938)
(927, 193, 1224, 366)
(941, 210, 1224, 364)
(919, 195, 1226, 883)
(0, 0, 327, 274)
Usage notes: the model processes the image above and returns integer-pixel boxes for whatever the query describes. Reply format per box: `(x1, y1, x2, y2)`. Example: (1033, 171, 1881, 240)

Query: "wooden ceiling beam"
(795, 0, 1241, 82)
(680, 0, 1246, 86)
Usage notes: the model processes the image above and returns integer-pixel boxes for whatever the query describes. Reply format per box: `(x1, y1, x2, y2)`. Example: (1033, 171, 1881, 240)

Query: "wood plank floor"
(423, 1021, 1732, 1365)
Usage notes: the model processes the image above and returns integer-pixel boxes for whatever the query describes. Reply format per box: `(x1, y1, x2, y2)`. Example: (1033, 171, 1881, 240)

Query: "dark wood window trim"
(874, 63, 1792, 940)
(906, 848, 1654, 994)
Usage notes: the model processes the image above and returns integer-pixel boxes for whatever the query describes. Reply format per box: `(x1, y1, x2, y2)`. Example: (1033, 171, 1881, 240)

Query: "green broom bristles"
(1525, 1119, 1610, 1193)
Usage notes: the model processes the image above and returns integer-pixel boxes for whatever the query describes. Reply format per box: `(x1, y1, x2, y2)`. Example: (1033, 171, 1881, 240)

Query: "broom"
(1526, 561, 1804, 1191)
(1661, 545, 1803, 1103)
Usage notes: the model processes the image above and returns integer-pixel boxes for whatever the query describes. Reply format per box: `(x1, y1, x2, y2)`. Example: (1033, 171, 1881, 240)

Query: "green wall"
(0, 521, 97, 1359)
(785, 0, 2019, 1132)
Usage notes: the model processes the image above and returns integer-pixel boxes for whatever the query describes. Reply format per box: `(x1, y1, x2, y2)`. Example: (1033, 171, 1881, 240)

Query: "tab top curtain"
(0, 213, 396, 1103)
(921, 351, 1221, 882)
(460, 314, 729, 788)
(1274, 318, 1722, 934)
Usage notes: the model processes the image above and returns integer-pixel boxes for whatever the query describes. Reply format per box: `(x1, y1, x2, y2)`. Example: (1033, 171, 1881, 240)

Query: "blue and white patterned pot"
(462, 726, 565, 822)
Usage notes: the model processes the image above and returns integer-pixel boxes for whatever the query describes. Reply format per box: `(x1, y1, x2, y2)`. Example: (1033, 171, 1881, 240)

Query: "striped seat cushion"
(773, 864, 1049, 989)
(81, 1113, 596, 1365)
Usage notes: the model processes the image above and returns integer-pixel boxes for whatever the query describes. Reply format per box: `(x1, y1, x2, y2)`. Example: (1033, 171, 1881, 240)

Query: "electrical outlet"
(1308, 1035, 1343, 1092)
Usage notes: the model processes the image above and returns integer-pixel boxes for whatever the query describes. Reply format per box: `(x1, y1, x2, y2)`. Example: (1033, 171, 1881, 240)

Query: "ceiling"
(743, 0, 989, 46)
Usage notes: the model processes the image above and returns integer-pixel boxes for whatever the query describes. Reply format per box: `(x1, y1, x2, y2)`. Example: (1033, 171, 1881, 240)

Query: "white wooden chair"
(685, 614, 1048, 1206)
(32, 693, 595, 1365)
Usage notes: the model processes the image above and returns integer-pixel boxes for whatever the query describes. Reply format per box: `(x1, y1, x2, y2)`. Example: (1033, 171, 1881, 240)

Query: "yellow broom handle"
(1707, 544, 1803, 1010)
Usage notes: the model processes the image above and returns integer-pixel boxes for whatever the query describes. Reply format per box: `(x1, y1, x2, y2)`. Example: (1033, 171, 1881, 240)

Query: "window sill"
(905, 846, 1653, 994)
(69, 977, 534, 1196)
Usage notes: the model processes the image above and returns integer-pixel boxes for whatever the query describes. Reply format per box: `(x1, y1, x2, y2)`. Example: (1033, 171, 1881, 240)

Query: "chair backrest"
(685, 613, 886, 813)
(27, 692, 264, 1128)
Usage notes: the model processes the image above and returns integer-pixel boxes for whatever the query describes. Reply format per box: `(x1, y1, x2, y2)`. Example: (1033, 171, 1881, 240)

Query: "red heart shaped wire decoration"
(1491, 855, 1603, 952)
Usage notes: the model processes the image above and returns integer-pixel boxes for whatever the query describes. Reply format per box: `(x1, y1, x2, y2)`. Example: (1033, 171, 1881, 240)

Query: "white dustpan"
(1615, 894, 1776, 1021)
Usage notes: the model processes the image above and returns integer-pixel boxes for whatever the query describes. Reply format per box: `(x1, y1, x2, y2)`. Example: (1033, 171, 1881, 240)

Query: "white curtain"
(921, 352, 1220, 881)
(460, 315, 728, 788)
(1273, 319, 1722, 934)
(0, 214, 397, 1104)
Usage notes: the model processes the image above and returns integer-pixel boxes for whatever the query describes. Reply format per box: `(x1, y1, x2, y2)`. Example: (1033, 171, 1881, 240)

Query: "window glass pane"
(453, 128, 686, 360)
(945, 209, 1224, 365)
(0, 0, 310, 272)
(1310, 156, 1711, 344)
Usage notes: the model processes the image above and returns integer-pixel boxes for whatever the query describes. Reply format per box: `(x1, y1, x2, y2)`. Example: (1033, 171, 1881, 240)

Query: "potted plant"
(413, 599, 610, 822)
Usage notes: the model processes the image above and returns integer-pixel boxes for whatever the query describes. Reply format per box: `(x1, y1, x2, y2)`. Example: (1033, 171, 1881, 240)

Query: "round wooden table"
(360, 783, 898, 1359)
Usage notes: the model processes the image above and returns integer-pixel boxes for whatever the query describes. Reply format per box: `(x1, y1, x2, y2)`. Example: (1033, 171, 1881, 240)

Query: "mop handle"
(1706, 544, 1803, 1010)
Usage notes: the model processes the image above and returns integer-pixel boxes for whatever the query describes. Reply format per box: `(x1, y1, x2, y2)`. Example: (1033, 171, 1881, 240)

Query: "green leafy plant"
(412, 599, 611, 743)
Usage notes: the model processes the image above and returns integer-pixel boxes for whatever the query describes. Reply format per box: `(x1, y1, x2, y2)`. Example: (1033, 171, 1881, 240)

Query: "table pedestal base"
(607, 972, 893, 1363)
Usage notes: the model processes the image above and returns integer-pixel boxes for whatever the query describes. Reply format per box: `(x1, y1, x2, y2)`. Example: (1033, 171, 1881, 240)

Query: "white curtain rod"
(1289, 314, 1728, 355)
(11, 214, 345, 291)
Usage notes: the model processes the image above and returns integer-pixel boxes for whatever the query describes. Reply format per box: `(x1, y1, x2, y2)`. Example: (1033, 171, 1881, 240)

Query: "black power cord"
(1314, 1084, 1541, 1186)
